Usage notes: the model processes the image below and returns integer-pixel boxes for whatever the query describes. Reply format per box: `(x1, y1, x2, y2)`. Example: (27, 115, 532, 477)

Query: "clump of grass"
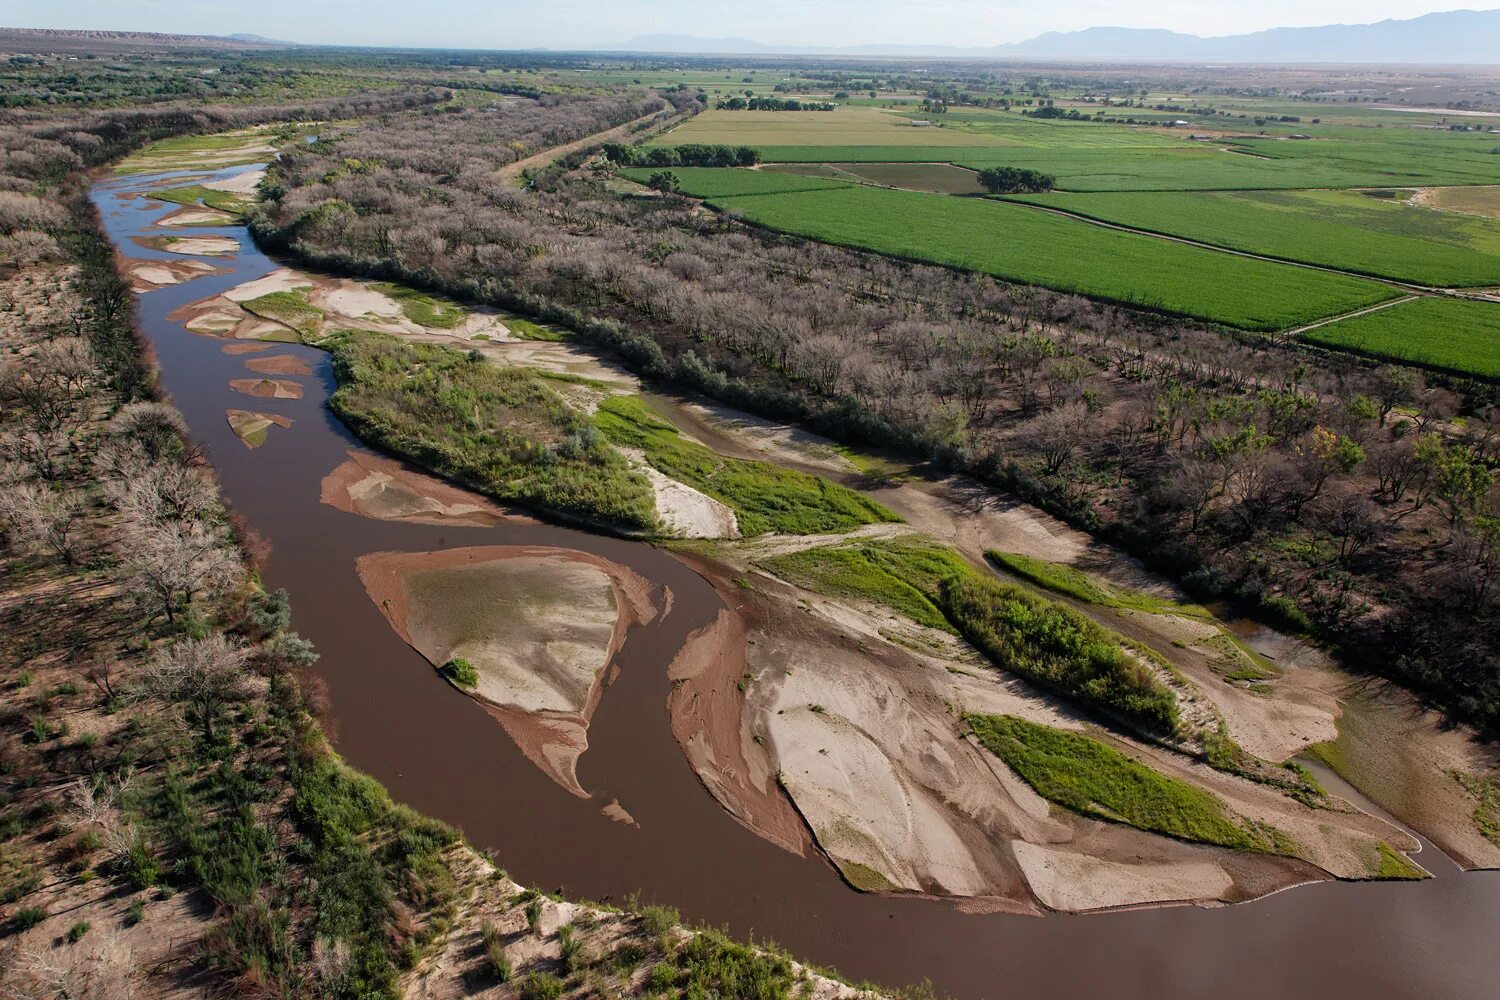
(441, 657, 478, 688)
(524, 896, 543, 934)
(1376, 842, 1427, 880)
(653, 928, 798, 997)
(520, 972, 563, 1000)
(594, 395, 898, 536)
(965, 714, 1287, 852)
(66, 920, 90, 943)
(480, 923, 511, 981)
(558, 922, 585, 973)
(322, 330, 656, 532)
(9, 905, 46, 933)
(125, 899, 145, 926)
(240, 289, 323, 340)
(371, 282, 466, 329)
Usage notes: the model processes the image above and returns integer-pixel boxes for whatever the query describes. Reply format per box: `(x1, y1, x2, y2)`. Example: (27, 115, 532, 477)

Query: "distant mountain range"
(0, 28, 296, 50)
(600, 9, 1500, 63)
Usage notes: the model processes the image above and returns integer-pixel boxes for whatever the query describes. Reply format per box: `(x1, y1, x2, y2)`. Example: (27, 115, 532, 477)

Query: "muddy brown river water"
(93, 166, 1500, 1000)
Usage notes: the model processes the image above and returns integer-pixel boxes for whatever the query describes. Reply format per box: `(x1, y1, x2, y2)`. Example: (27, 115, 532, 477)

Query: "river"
(91, 163, 1500, 1000)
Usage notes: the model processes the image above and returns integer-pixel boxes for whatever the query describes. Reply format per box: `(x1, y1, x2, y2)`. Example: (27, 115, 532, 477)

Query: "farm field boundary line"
(1283, 294, 1423, 337)
(1003, 199, 1457, 300)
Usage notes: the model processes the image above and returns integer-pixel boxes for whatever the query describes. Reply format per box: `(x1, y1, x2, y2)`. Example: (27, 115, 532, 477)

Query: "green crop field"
(1300, 297, 1500, 380)
(702, 184, 1399, 330)
(619, 166, 852, 197)
(1007, 189, 1500, 286)
(651, 107, 1008, 148)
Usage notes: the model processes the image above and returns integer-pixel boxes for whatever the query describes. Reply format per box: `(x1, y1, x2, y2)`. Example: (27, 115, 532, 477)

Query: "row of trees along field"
(251, 95, 1500, 732)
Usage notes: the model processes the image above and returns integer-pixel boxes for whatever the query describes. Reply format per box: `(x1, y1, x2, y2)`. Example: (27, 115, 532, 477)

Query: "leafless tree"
(120, 522, 239, 624)
(139, 633, 252, 739)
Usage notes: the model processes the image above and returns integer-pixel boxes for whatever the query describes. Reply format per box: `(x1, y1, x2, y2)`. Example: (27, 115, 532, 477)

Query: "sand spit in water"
(229, 377, 303, 400)
(221, 342, 275, 355)
(225, 409, 292, 449)
(123, 257, 221, 292)
(356, 546, 658, 797)
(158, 205, 238, 227)
(665, 608, 811, 858)
(134, 234, 239, 257)
(321, 450, 525, 528)
(244, 354, 312, 376)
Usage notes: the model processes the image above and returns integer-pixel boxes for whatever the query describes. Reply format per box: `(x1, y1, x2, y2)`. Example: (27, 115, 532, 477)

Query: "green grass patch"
(147, 184, 252, 215)
(441, 657, 478, 688)
(1007, 189, 1500, 287)
(1376, 842, 1427, 880)
(1300, 296, 1500, 381)
(594, 395, 897, 536)
(322, 330, 656, 532)
(758, 536, 971, 632)
(370, 282, 467, 329)
(987, 550, 1209, 618)
(966, 714, 1282, 851)
(502, 316, 570, 341)
(240, 289, 323, 339)
(707, 185, 1397, 330)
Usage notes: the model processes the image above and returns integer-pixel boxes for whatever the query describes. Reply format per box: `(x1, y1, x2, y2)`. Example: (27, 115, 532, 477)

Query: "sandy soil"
(404, 848, 883, 1000)
(244, 353, 312, 376)
(621, 447, 739, 538)
(123, 256, 221, 292)
(225, 409, 292, 448)
(204, 167, 266, 194)
(229, 377, 303, 399)
(158, 205, 238, 227)
(1012, 841, 1233, 911)
(1317, 679, 1500, 870)
(221, 341, 275, 355)
(136, 234, 239, 256)
(664, 607, 812, 857)
(357, 545, 659, 797)
(321, 449, 526, 527)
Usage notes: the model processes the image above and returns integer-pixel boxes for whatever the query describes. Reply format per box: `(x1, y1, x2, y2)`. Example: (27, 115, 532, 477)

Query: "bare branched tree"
(139, 633, 252, 739)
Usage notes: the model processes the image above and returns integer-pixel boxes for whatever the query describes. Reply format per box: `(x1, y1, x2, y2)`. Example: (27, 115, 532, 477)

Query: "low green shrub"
(441, 658, 478, 688)
(965, 714, 1283, 851)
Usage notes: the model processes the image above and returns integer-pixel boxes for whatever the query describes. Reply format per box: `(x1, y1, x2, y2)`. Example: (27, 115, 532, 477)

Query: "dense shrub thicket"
(323, 330, 658, 531)
(603, 141, 760, 167)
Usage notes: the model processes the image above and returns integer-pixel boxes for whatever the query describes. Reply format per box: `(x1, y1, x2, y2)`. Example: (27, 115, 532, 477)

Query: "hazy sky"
(5, 0, 1483, 50)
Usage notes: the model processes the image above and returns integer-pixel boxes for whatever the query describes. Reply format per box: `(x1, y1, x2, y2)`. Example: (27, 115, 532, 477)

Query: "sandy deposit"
(244, 353, 312, 376)
(204, 167, 266, 194)
(137, 234, 239, 257)
(321, 449, 524, 527)
(158, 205, 238, 227)
(123, 256, 221, 292)
(229, 377, 303, 400)
(225, 409, 292, 449)
(622, 448, 739, 538)
(221, 341, 275, 355)
(357, 545, 658, 796)
(1318, 679, 1500, 871)
(1012, 841, 1233, 912)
